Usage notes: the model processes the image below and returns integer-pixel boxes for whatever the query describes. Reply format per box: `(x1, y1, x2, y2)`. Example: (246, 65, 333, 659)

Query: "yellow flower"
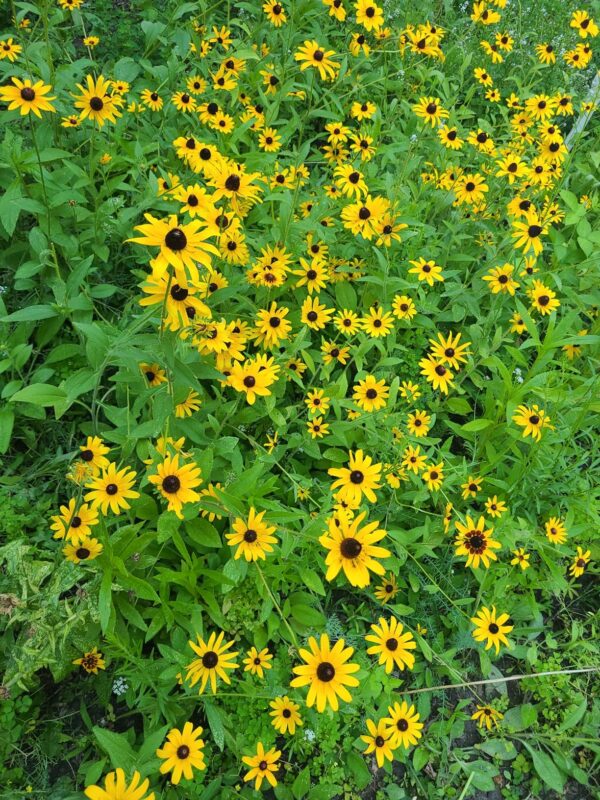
(291, 633, 360, 712)
(328, 450, 382, 505)
(185, 631, 239, 694)
(365, 617, 416, 673)
(0, 77, 56, 117)
(569, 547, 591, 578)
(84, 770, 154, 800)
(243, 647, 273, 678)
(361, 718, 396, 767)
(148, 455, 202, 518)
(156, 723, 206, 784)
(242, 742, 281, 790)
(471, 606, 513, 654)
(319, 510, 390, 587)
(270, 696, 302, 734)
(225, 507, 277, 561)
(73, 646, 105, 674)
(472, 705, 503, 730)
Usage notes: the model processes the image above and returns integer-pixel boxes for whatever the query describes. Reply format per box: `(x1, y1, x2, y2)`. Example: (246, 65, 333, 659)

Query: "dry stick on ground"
(401, 666, 599, 696)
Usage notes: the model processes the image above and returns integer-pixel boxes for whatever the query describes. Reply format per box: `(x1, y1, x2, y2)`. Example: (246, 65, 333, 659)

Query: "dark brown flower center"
(162, 475, 181, 494)
(90, 96, 104, 111)
(202, 651, 219, 668)
(243, 528, 257, 543)
(316, 661, 335, 681)
(76, 547, 90, 559)
(426, 102, 437, 114)
(165, 228, 187, 251)
(225, 174, 241, 192)
(177, 745, 190, 759)
(340, 537, 362, 558)
(243, 375, 256, 388)
(313, 49, 324, 61)
(386, 638, 398, 651)
(105, 483, 118, 495)
(397, 719, 409, 731)
(20, 87, 35, 101)
(488, 623, 499, 634)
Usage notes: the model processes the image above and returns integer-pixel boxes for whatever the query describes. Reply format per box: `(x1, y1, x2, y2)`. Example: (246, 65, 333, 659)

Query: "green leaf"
(290, 604, 325, 628)
(521, 743, 565, 793)
(0, 407, 14, 453)
(203, 702, 225, 751)
(292, 766, 311, 799)
(9, 383, 67, 407)
(92, 727, 136, 772)
(462, 418, 493, 432)
(344, 751, 370, 790)
(99, 570, 113, 634)
(2, 305, 59, 322)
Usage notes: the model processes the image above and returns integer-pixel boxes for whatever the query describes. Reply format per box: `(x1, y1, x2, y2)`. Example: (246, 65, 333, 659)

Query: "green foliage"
(1, 0, 599, 798)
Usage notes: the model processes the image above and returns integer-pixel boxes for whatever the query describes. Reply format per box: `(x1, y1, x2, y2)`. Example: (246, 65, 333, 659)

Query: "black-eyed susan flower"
(243, 647, 273, 678)
(535, 43, 556, 64)
(305, 388, 330, 415)
(84, 770, 154, 800)
(570, 9, 599, 38)
(472, 705, 503, 730)
(186, 631, 238, 694)
(63, 537, 103, 564)
(156, 723, 206, 785)
(412, 96, 449, 127)
(270, 696, 302, 734)
(148, 455, 202, 518)
(301, 296, 334, 330)
(438, 126, 464, 150)
(294, 40, 339, 81)
(510, 549, 530, 570)
(291, 633, 359, 712)
(419, 356, 454, 394)
(355, 0, 384, 31)
(365, 617, 416, 673)
(461, 475, 483, 500)
(73, 75, 122, 126)
(407, 409, 431, 437)
(392, 295, 417, 320)
(85, 463, 139, 515)
(383, 701, 423, 749)
(454, 173, 489, 205)
(545, 516, 567, 544)
(328, 450, 382, 505)
(471, 606, 513, 654)
(253, 301, 292, 348)
(319, 510, 390, 587)
(175, 389, 202, 418)
(0, 38, 22, 62)
(129, 214, 218, 279)
(353, 375, 389, 412)
(483, 264, 519, 295)
(225, 507, 277, 560)
(374, 573, 399, 603)
(361, 718, 396, 767)
(528, 279, 560, 315)
(140, 362, 167, 387)
(422, 461, 444, 491)
(242, 742, 280, 790)
(73, 647, 105, 674)
(408, 257, 444, 286)
(0, 76, 56, 117)
(512, 404, 553, 441)
(454, 515, 501, 569)
(401, 445, 427, 474)
(485, 496, 507, 518)
(263, 0, 286, 26)
(334, 308, 361, 335)
(141, 89, 163, 110)
(228, 355, 279, 405)
(361, 305, 394, 337)
(307, 416, 330, 438)
(569, 547, 591, 578)
(51, 498, 99, 542)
